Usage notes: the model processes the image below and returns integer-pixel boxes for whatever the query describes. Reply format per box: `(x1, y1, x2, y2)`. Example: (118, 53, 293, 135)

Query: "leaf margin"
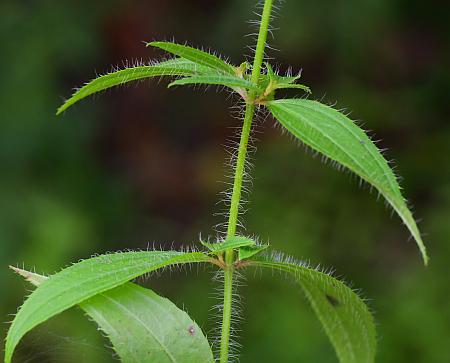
(267, 98, 428, 265)
(5, 250, 212, 363)
(10, 267, 215, 363)
(249, 253, 377, 363)
(147, 41, 236, 75)
(56, 58, 211, 115)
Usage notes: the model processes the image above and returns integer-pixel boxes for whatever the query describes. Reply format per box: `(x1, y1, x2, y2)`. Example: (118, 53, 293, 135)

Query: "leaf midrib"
(101, 291, 178, 363)
(272, 104, 372, 178)
(287, 100, 400, 196)
(272, 100, 420, 236)
(256, 261, 375, 361)
(271, 102, 399, 201)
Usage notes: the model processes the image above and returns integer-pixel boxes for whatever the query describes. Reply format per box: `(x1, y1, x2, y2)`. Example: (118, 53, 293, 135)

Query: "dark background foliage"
(1, 0, 449, 362)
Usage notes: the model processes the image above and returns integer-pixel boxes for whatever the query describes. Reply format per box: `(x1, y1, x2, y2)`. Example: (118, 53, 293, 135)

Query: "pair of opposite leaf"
(5, 41, 427, 363)
(56, 40, 428, 266)
(8, 237, 375, 363)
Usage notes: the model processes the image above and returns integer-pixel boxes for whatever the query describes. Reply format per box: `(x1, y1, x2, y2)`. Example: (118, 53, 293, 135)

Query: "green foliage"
(10, 267, 47, 285)
(268, 99, 428, 264)
(5, 251, 210, 363)
(258, 63, 311, 97)
(6, 0, 428, 362)
(168, 74, 258, 91)
(271, 83, 311, 92)
(201, 236, 256, 254)
(11, 267, 214, 363)
(201, 236, 269, 262)
(147, 41, 236, 74)
(56, 58, 212, 114)
(237, 244, 269, 261)
(82, 283, 214, 363)
(251, 255, 376, 363)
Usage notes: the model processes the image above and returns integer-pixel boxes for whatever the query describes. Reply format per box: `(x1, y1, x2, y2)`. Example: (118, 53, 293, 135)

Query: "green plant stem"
(219, 262, 234, 362)
(219, 1, 273, 362)
(219, 105, 254, 363)
(249, 0, 273, 86)
(225, 105, 256, 240)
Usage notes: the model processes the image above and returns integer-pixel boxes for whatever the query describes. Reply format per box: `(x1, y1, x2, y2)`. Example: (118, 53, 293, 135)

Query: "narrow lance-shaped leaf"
(272, 83, 311, 93)
(11, 268, 214, 363)
(268, 99, 428, 264)
(56, 58, 212, 115)
(201, 235, 256, 255)
(5, 250, 211, 363)
(259, 63, 309, 92)
(148, 41, 236, 75)
(265, 63, 298, 84)
(238, 244, 269, 261)
(168, 75, 259, 91)
(250, 254, 376, 363)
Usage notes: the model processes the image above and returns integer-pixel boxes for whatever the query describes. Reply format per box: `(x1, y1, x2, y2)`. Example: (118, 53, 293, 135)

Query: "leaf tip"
(167, 80, 177, 88)
(10, 266, 47, 286)
(146, 41, 159, 48)
(422, 250, 430, 266)
(412, 229, 429, 266)
(9, 265, 20, 273)
(56, 101, 69, 115)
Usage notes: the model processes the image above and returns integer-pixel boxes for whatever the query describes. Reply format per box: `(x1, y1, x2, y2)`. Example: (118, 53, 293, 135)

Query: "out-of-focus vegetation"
(1, 0, 449, 362)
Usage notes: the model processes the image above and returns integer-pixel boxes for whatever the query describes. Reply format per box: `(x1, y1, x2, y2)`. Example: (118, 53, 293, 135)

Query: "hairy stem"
(249, 0, 273, 86)
(219, 263, 234, 362)
(219, 0, 273, 362)
(225, 105, 256, 239)
(219, 105, 254, 363)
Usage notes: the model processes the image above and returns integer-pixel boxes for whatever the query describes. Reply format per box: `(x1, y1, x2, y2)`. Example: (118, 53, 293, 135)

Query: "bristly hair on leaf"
(268, 98, 428, 265)
(249, 251, 377, 363)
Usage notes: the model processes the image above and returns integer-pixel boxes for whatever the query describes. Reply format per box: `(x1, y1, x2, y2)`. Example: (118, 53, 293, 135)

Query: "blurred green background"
(1, 0, 449, 362)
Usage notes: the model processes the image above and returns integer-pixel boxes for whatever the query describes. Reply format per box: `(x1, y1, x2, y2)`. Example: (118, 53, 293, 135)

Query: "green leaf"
(56, 58, 208, 115)
(238, 244, 269, 261)
(157, 58, 213, 73)
(259, 63, 301, 88)
(266, 64, 299, 84)
(168, 75, 259, 91)
(272, 83, 311, 93)
(201, 236, 255, 254)
(148, 41, 236, 75)
(251, 255, 376, 363)
(236, 61, 251, 77)
(268, 99, 428, 265)
(84, 283, 214, 363)
(5, 251, 211, 363)
(266, 63, 276, 78)
(10, 266, 47, 285)
(11, 267, 214, 363)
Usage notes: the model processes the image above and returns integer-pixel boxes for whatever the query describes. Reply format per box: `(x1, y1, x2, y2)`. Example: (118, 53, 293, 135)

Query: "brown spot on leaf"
(326, 294, 340, 307)
(188, 325, 195, 336)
